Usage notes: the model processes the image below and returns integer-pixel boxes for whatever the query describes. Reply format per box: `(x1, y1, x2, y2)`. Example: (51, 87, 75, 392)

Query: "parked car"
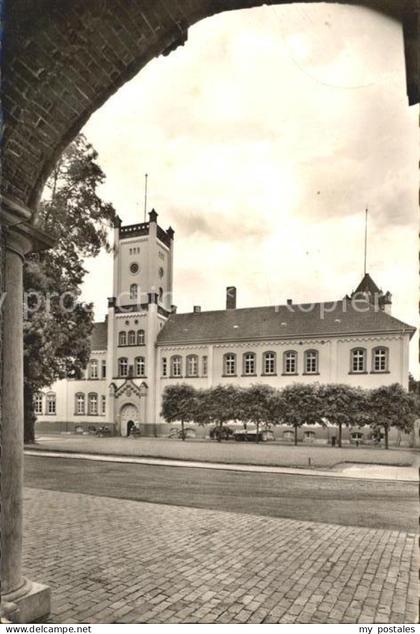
(234, 428, 275, 442)
(209, 425, 235, 440)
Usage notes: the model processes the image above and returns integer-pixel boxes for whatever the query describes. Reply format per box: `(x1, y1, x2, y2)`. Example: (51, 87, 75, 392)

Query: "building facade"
(36, 210, 416, 440)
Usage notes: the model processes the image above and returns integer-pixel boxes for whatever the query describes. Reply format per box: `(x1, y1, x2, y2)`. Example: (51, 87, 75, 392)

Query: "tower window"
(129, 284, 138, 300)
(46, 393, 56, 415)
(88, 393, 98, 415)
(128, 330, 136, 346)
(304, 350, 319, 374)
(263, 351, 276, 375)
(372, 347, 388, 373)
(89, 359, 98, 379)
(137, 329, 145, 345)
(283, 351, 297, 375)
(171, 355, 182, 377)
(75, 393, 85, 415)
(135, 356, 146, 377)
(223, 353, 236, 376)
(243, 352, 256, 376)
(351, 348, 367, 373)
(34, 393, 43, 415)
(119, 331, 127, 346)
(118, 357, 128, 377)
(186, 355, 199, 377)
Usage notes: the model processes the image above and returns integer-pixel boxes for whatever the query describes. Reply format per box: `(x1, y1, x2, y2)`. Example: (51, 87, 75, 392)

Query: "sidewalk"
(23, 487, 418, 624)
(25, 447, 419, 482)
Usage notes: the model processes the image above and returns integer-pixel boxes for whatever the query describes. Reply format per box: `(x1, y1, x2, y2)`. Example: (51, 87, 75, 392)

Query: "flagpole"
(364, 207, 368, 276)
(144, 173, 148, 222)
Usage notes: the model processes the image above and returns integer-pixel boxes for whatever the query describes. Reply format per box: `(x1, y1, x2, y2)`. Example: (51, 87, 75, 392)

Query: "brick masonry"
(23, 487, 418, 624)
(3, 0, 419, 212)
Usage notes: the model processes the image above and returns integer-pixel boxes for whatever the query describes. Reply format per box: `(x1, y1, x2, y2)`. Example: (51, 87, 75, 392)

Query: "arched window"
(283, 351, 297, 375)
(46, 393, 56, 415)
(304, 350, 319, 374)
(171, 355, 182, 377)
(372, 347, 389, 373)
(263, 351, 276, 375)
(243, 352, 256, 376)
(118, 357, 128, 377)
(34, 393, 43, 415)
(118, 331, 127, 346)
(186, 354, 199, 377)
(137, 329, 145, 345)
(130, 283, 138, 300)
(89, 359, 98, 379)
(128, 330, 136, 346)
(351, 348, 367, 373)
(135, 356, 146, 377)
(88, 393, 98, 415)
(223, 353, 236, 376)
(75, 393, 85, 415)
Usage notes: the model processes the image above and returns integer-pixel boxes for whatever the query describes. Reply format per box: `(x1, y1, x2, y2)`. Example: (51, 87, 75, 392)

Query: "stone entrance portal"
(120, 404, 140, 437)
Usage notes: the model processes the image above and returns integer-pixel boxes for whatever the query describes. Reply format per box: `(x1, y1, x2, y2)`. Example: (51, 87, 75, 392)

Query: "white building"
(36, 210, 416, 438)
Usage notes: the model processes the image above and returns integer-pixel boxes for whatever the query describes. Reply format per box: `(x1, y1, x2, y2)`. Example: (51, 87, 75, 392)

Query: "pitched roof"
(157, 301, 415, 346)
(90, 321, 108, 350)
(354, 273, 382, 295)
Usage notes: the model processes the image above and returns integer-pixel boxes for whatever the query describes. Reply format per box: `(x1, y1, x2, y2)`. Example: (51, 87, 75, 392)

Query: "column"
(1, 200, 52, 623)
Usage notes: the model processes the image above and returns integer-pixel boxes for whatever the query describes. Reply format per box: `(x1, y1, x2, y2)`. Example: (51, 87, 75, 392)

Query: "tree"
(161, 384, 198, 440)
(198, 385, 242, 441)
(239, 384, 277, 442)
(281, 383, 323, 446)
(24, 134, 116, 443)
(368, 383, 417, 449)
(318, 384, 368, 447)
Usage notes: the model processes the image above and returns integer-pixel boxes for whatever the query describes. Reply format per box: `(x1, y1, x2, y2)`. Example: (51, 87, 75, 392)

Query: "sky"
(80, 3, 419, 375)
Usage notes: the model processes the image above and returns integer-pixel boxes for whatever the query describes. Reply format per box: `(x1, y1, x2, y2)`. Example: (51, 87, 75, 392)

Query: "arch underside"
(3, 0, 418, 212)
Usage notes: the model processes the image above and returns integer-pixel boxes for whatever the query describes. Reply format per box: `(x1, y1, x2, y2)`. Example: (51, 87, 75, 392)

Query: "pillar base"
(2, 578, 51, 623)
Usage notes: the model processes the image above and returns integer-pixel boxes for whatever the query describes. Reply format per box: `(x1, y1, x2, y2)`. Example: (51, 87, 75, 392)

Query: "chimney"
(226, 286, 237, 310)
(193, 306, 201, 313)
(287, 299, 293, 306)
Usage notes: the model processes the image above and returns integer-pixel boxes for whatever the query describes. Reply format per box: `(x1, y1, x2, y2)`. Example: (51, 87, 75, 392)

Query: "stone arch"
(119, 402, 140, 437)
(3, 0, 418, 213)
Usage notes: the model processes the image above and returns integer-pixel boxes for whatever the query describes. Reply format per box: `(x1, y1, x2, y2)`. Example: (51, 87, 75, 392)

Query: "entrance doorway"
(120, 404, 139, 437)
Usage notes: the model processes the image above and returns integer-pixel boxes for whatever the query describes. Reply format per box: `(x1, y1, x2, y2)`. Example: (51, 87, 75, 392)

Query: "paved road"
(25, 454, 418, 531)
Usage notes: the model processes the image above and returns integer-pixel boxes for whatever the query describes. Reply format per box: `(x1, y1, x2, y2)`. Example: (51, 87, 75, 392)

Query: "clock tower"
(106, 209, 174, 432)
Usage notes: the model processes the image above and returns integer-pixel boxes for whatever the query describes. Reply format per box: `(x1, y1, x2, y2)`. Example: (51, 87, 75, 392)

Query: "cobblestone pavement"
(23, 488, 418, 624)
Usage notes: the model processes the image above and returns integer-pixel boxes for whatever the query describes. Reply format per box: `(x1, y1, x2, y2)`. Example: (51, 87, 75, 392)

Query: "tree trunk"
(294, 425, 298, 446)
(24, 383, 36, 444)
(384, 424, 389, 450)
(338, 422, 342, 448)
(256, 422, 260, 443)
(217, 420, 223, 442)
(181, 419, 185, 441)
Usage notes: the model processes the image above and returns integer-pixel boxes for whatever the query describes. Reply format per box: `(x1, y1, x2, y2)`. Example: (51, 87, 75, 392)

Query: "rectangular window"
(172, 357, 182, 377)
(187, 356, 198, 377)
(373, 348, 387, 372)
(89, 360, 98, 379)
(284, 352, 297, 374)
(88, 394, 98, 415)
(202, 356, 208, 377)
(46, 394, 56, 415)
(224, 354, 236, 376)
(244, 353, 256, 375)
(305, 351, 318, 374)
(162, 357, 167, 377)
(101, 395, 106, 415)
(75, 394, 85, 415)
(101, 360, 107, 378)
(264, 352, 276, 375)
(352, 349, 366, 373)
(34, 394, 43, 414)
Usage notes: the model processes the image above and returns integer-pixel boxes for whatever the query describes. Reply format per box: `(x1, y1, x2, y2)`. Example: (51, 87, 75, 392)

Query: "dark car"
(209, 426, 235, 440)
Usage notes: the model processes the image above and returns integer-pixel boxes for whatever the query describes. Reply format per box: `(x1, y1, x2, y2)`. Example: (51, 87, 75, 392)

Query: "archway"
(120, 403, 140, 437)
